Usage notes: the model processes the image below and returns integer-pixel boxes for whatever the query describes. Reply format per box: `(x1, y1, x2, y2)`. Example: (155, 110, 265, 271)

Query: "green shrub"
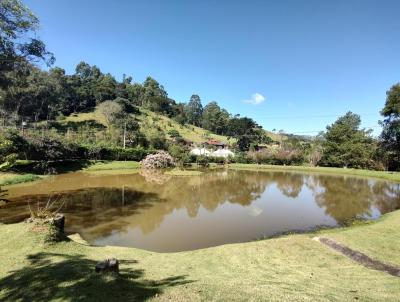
(83, 145, 152, 161)
(196, 155, 210, 167)
(231, 152, 252, 164)
(168, 144, 191, 166)
(167, 129, 181, 138)
(0, 130, 29, 163)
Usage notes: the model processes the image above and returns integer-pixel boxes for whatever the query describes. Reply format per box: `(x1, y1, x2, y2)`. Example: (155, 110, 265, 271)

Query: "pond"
(1, 169, 399, 252)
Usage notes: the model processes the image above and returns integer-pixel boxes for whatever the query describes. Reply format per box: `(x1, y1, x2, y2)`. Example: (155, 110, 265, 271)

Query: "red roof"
(204, 139, 226, 146)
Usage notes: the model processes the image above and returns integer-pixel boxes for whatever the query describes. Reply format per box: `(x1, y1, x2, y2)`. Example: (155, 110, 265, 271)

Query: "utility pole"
(21, 120, 26, 137)
(123, 122, 126, 149)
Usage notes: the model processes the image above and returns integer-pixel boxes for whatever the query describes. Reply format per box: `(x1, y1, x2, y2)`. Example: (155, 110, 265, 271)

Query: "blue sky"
(25, 0, 400, 135)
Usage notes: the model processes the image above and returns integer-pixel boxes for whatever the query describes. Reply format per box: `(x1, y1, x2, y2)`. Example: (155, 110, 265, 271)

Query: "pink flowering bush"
(140, 151, 175, 169)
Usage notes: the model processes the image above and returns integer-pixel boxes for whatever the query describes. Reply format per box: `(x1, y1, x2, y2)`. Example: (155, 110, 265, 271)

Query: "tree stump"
(95, 258, 119, 273)
(50, 214, 65, 233)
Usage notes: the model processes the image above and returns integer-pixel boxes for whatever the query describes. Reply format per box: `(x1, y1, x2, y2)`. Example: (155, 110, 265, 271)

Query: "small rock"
(25, 217, 34, 223)
(95, 258, 119, 273)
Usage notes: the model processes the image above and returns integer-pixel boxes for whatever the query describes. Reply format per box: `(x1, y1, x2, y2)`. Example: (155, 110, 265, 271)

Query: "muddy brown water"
(0, 169, 399, 252)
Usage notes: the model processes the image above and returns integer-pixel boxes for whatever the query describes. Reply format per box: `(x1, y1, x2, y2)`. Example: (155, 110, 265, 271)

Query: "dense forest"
(0, 0, 399, 172)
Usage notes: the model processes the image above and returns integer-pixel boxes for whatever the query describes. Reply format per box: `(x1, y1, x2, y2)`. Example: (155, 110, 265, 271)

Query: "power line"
(288, 125, 381, 134)
(248, 113, 380, 120)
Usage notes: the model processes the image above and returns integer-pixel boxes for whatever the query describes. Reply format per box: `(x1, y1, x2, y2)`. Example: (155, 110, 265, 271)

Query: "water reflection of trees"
(274, 173, 304, 198)
(1, 170, 399, 241)
(370, 181, 400, 214)
(0, 188, 163, 236)
(308, 176, 400, 224)
(313, 176, 374, 223)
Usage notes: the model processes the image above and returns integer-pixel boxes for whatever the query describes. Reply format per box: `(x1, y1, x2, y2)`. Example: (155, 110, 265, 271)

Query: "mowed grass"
(229, 163, 400, 182)
(0, 211, 399, 301)
(322, 210, 400, 267)
(84, 161, 141, 171)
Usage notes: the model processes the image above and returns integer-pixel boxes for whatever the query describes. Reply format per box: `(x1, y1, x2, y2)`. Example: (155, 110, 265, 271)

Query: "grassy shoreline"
(3, 161, 400, 187)
(228, 163, 400, 182)
(0, 173, 43, 186)
(0, 210, 399, 301)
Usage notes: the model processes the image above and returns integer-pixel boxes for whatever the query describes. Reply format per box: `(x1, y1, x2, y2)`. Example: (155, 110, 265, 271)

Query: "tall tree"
(141, 76, 167, 107)
(320, 112, 375, 169)
(201, 101, 229, 134)
(0, 0, 54, 88)
(226, 116, 262, 151)
(380, 83, 400, 170)
(94, 73, 117, 103)
(185, 94, 203, 126)
(1, 64, 63, 123)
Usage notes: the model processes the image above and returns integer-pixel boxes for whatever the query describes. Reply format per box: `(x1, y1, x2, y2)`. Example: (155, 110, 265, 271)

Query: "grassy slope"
(229, 163, 400, 182)
(63, 107, 279, 145)
(64, 109, 108, 126)
(0, 211, 399, 301)
(137, 109, 232, 144)
(63, 107, 232, 144)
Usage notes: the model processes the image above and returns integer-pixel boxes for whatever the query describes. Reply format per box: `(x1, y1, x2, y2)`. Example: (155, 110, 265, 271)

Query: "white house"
(190, 147, 211, 156)
(211, 149, 234, 158)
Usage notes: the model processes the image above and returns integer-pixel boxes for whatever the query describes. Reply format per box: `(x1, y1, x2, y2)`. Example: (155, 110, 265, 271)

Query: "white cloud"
(243, 93, 266, 105)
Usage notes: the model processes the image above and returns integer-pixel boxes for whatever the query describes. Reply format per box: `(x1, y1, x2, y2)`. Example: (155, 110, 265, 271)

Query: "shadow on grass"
(55, 120, 107, 131)
(0, 252, 193, 301)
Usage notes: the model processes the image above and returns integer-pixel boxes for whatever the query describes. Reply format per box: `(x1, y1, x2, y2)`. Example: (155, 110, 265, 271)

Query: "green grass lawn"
(84, 161, 141, 171)
(0, 173, 43, 186)
(321, 210, 400, 267)
(0, 211, 399, 301)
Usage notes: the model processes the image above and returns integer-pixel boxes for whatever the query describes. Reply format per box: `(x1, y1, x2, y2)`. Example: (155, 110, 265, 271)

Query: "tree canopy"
(380, 83, 400, 170)
(320, 112, 375, 169)
(0, 0, 54, 88)
(185, 95, 203, 126)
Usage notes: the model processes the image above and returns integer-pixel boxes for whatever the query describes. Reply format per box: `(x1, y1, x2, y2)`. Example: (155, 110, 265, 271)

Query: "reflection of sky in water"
(248, 205, 263, 217)
(1, 170, 399, 252)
